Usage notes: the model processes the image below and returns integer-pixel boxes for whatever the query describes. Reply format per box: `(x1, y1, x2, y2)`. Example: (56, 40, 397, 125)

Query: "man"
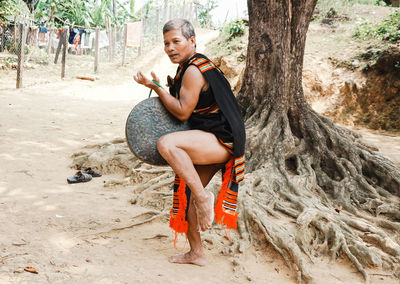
(134, 19, 245, 266)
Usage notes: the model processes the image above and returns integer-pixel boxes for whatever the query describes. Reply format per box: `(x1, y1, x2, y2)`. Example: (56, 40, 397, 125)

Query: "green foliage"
(374, 0, 391, 6)
(227, 20, 246, 38)
(114, 1, 136, 26)
(0, 0, 30, 22)
(206, 21, 248, 57)
(130, 0, 135, 15)
(354, 10, 400, 42)
(1, 0, 134, 28)
(88, 0, 113, 27)
(198, 0, 218, 28)
(353, 20, 376, 40)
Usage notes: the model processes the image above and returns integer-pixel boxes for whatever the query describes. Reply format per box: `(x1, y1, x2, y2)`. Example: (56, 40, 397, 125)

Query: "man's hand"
(133, 71, 161, 89)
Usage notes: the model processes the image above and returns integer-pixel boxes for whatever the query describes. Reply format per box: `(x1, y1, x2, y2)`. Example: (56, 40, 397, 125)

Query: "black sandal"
(84, 167, 102, 177)
(67, 171, 92, 184)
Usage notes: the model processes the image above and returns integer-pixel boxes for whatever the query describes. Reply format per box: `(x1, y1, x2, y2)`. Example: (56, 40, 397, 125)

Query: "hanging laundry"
(68, 28, 77, 44)
(89, 30, 109, 49)
(57, 28, 64, 38)
(50, 32, 59, 48)
(68, 28, 85, 51)
(38, 30, 49, 46)
(98, 30, 109, 48)
(80, 30, 93, 49)
(126, 21, 142, 47)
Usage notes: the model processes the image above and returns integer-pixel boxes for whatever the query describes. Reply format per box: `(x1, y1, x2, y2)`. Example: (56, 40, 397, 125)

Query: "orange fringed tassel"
(221, 209, 237, 230)
(215, 158, 238, 230)
(169, 178, 188, 234)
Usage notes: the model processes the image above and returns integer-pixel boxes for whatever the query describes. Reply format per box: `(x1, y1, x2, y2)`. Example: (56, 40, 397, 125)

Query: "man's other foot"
(168, 251, 206, 266)
(193, 191, 215, 231)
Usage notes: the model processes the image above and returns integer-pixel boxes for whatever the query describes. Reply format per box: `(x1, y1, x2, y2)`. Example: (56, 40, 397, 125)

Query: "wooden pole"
(106, 17, 112, 61)
(94, 27, 99, 73)
(138, 17, 144, 56)
(122, 23, 127, 66)
(54, 28, 64, 64)
(110, 25, 115, 59)
(195, 4, 199, 27)
(167, 5, 171, 22)
(113, 25, 117, 58)
(156, 8, 160, 43)
(0, 27, 5, 52)
(61, 27, 69, 79)
(47, 28, 53, 54)
(50, 5, 55, 22)
(189, 3, 193, 24)
(112, 0, 117, 58)
(16, 23, 26, 89)
(163, 0, 168, 23)
(13, 16, 17, 48)
(33, 26, 39, 47)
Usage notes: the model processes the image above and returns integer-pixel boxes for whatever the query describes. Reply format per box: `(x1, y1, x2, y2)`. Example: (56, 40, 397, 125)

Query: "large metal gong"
(125, 97, 190, 165)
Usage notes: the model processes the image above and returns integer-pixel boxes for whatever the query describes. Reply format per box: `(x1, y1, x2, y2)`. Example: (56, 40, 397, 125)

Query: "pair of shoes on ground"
(67, 167, 102, 184)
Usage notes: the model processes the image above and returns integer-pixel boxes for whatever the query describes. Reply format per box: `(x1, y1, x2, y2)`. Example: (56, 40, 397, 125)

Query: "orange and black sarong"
(168, 53, 246, 233)
(170, 158, 240, 233)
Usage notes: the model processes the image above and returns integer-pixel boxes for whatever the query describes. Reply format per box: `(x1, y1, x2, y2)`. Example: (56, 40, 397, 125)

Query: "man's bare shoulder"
(184, 65, 203, 78)
(182, 65, 207, 87)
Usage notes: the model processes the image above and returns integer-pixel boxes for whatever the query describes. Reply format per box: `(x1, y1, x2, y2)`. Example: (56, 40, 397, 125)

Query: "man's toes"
(201, 223, 210, 232)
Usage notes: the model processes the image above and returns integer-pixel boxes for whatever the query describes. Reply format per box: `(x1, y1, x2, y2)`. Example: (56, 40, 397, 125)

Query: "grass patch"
(353, 10, 400, 42)
(205, 22, 248, 58)
(314, 0, 392, 23)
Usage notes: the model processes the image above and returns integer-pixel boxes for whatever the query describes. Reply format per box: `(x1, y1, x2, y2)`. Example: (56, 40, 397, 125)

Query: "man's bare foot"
(193, 191, 214, 231)
(168, 251, 206, 266)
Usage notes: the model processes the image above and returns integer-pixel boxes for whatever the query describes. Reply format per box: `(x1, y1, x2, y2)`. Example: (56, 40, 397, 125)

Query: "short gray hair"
(163, 19, 195, 40)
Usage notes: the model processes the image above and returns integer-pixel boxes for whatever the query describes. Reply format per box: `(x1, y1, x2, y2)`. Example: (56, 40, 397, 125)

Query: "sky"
(133, 0, 248, 27)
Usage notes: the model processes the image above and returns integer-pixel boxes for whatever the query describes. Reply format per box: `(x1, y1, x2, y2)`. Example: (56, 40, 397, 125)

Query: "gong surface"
(125, 97, 190, 165)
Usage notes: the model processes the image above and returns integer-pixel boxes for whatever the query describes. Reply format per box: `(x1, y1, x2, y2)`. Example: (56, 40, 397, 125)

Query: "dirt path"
(0, 28, 399, 284)
(0, 28, 282, 284)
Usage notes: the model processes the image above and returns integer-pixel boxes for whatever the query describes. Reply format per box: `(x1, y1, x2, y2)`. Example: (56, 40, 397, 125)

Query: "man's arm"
(134, 66, 207, 122)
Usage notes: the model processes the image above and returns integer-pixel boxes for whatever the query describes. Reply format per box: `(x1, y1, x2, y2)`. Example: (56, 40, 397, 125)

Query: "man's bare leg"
(169, 164, 221, 265)
(157, 130, 231, 231)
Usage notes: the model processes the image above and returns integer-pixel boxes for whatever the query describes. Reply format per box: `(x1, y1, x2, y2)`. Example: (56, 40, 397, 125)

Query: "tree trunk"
(236, 0, 400, 282)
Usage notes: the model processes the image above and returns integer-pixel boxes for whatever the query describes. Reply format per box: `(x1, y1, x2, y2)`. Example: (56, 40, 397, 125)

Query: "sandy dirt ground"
(1, 28, 399, 284)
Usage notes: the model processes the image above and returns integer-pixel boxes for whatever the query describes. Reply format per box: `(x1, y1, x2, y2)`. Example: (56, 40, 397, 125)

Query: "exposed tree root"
(81, 211, 170, 237)
(142, 234, 169, 240)
(236, 106, 400, 283)
(70, 109, 400, 282)
(111, 211, 170, 232)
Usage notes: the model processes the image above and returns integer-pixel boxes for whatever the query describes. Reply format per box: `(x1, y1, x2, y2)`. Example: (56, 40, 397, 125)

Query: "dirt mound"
(326, 46, 400, 131)
(212, 46, 400, 132)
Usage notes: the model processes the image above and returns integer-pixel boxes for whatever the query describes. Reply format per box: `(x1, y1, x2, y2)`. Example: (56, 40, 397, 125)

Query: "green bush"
(205, 20, 248, 57)
(354, 10, 400, 42)
(226, 20, 246, 38)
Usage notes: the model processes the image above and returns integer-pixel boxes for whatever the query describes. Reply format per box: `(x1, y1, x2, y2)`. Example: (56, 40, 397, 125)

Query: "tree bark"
(236, 1, 400, 282)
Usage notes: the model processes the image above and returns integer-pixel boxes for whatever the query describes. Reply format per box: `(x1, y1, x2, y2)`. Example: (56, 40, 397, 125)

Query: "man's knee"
(157, 134, 175, 156)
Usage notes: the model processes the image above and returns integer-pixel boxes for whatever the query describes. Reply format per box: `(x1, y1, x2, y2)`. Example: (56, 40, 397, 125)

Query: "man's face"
(163, 29, 196, 65)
